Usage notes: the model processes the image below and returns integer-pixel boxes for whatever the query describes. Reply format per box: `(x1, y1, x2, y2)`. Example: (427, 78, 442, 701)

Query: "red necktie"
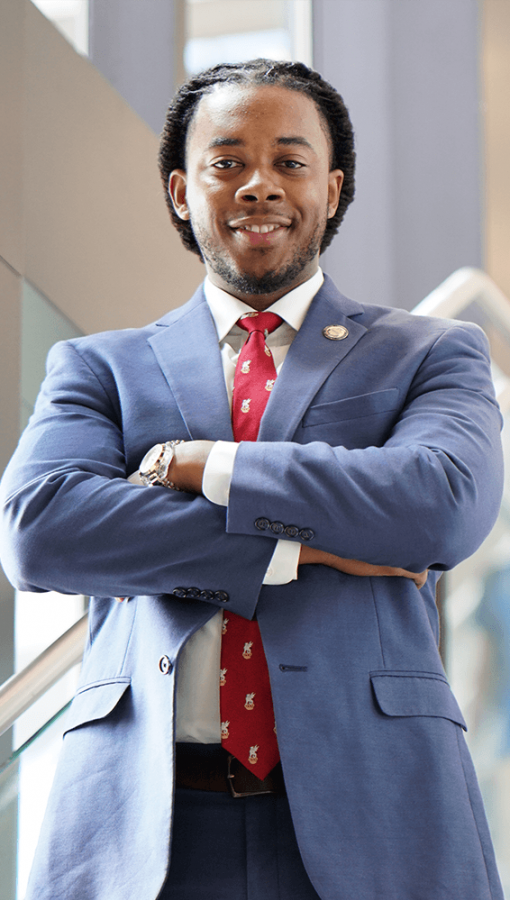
(220, 310, 283, 779)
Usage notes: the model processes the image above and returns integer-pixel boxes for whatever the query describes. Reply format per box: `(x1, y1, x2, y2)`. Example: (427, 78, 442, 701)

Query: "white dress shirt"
(175, 268, 324, 742)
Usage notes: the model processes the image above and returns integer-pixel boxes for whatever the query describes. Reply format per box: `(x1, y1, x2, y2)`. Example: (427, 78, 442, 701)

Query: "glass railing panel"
(16, 703, 74, 900)
(0, 761, 18, 900)
(13, 663, 81, 750)
(0, 672, 79, 900)
(445, 407, 510, 896)
(16, 590, 87, 673)
(413, 268, 510, 895)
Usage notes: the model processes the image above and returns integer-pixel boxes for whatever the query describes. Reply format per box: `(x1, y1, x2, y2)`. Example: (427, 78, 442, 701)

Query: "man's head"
(159, 60, 355, 307)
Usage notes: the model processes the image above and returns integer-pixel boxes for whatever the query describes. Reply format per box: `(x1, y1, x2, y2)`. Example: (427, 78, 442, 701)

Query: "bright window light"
(30, 0, 89, 56)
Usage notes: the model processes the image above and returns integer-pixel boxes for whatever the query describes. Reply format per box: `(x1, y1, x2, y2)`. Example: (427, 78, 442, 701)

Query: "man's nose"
(235, 168, 285, 203)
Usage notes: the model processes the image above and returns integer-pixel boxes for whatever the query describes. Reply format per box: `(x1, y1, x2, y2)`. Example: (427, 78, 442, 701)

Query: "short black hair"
(158, 59, 356, 257)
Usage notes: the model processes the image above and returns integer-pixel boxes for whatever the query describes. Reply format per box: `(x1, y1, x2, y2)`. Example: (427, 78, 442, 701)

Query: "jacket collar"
(148, 276, 367, 443)
(148, 285, 234, 442)
(258, 274, 367, 441)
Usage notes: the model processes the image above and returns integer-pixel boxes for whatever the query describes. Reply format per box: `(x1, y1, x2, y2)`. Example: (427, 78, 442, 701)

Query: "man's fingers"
(299, 546, 428, 588)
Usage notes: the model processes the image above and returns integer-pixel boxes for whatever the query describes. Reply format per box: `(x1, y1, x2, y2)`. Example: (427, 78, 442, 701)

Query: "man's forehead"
(186, 82, 329, 155)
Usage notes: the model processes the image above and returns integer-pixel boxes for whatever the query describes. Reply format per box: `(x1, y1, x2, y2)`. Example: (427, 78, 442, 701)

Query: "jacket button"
(299, 528, 315, 541)
(159, 655, 173, 675)
(199, 589, 214, 601)
(284, 525, 299, 538)
(254, 517, 270, 531)
(172, 587, 188, 598)
(270, 521, 285, 535)
(214, 590, 229, 603)
(186, 587, 201, 599)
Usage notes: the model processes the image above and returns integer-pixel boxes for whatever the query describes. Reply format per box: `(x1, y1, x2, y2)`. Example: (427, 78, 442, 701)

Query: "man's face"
(169, 84, 343, 309)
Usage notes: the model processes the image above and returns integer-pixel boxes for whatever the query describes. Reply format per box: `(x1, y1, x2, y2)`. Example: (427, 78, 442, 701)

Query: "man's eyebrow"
(207, 137, 243, 149)
(206, 136, 316, 151)
(275, 136, 315, 151)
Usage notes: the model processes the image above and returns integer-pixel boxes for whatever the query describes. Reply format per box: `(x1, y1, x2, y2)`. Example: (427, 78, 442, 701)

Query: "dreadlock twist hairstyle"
(158, 59, 356, 257)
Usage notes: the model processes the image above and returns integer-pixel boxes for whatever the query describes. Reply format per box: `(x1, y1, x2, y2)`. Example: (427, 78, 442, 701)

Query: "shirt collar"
(204, 268, 324, 342)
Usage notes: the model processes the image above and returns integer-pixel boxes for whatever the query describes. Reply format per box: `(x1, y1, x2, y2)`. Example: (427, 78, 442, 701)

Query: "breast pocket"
(301, 388, 401, 448)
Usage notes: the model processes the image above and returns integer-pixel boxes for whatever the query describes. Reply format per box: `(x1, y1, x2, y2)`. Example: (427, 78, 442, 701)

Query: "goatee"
(192, 219, 325, 297)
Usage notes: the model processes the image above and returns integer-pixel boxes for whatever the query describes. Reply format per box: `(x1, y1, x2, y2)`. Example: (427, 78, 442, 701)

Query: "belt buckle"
(227, 754, 275, 798)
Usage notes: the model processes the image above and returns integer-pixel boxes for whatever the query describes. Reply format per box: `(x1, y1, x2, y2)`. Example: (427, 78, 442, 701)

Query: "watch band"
(140, 440, 186, 489)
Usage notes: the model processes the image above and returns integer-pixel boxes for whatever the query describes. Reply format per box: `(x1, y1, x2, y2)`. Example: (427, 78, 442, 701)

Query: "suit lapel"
(148, 277, 367, 445)
(148, 288, 234, 442)
(258, 277, 368, 442)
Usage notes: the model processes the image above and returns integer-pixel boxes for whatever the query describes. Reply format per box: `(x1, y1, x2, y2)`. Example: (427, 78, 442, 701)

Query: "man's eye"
(213, 159, 238, 169)
(280, 160, 304, 169)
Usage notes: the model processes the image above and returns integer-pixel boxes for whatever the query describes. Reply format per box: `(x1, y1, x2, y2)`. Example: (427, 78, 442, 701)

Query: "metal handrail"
(413, 266, 510, 329)
(0, 267, 509, 743)
(0, 614, 88, 738)
(413, 266, 510, 413)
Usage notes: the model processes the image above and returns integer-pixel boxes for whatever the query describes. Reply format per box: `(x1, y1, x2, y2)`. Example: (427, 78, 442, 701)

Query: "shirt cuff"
(203, 441, 300, 585)
(263, 539, 301, 585)
(202, 440, 240, 506)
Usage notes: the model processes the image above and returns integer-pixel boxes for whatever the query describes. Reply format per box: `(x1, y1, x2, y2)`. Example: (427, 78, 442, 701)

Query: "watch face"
(140, 444, 163, 475)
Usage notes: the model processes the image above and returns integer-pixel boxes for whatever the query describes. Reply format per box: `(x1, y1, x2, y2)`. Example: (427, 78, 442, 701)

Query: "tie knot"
(237, 311, 283, 336)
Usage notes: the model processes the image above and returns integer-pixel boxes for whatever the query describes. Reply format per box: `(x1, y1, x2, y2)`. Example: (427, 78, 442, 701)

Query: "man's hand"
(299, 545, 428, 589)
(167, 440, 215, 494)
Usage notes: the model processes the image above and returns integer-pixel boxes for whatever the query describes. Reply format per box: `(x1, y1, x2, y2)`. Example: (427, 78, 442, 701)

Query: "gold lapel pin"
(322, 325, 349, 341)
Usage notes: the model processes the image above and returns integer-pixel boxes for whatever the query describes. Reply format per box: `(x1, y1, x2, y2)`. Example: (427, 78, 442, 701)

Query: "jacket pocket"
(370, 671, 467, 730)
(302, 388, 400, 427)
(63, 677, 131, 735)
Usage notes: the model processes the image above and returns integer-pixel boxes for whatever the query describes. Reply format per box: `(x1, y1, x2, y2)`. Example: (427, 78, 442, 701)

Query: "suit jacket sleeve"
(0, 339, 274, 617)
(226, 321, 504, 573)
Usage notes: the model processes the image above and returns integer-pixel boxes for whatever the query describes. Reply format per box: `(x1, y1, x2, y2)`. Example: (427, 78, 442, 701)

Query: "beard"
(191, 216, 326, 296)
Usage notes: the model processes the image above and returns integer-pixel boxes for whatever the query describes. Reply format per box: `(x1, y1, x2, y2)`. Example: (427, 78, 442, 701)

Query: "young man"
(0, 60, 504, 900)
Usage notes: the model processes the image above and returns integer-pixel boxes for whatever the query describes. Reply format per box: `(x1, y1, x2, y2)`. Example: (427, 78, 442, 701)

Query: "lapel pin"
(322, 325, 349, 341)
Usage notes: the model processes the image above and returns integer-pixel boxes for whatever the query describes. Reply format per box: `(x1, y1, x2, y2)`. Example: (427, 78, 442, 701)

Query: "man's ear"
(169, 170, 189, 220)
(327, 169, 344, 219)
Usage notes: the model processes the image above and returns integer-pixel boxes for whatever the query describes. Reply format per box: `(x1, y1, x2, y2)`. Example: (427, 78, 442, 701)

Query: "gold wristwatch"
(139, 440, 185, 488)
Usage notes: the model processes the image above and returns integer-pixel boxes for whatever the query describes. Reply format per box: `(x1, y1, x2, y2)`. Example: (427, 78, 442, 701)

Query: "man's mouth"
(238, 223, 283, 234)
(228, 218, 292, 247)
(229, 215, 292, 233)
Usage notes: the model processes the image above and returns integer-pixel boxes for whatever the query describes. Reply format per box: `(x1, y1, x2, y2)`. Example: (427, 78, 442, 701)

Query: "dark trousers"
(158, 786, 321, 899)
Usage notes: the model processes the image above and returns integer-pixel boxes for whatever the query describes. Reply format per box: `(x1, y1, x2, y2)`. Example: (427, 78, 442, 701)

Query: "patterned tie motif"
(220, 310, 283, 780)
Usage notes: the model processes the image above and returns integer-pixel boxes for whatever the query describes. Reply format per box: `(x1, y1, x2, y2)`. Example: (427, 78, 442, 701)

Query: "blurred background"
(1, 1, 510, 896)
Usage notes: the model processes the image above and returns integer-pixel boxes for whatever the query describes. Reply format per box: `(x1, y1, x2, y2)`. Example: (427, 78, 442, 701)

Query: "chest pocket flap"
(303, 388, 400, 427)
(370, 672, 467, 730)
(64, 677, 131, 735)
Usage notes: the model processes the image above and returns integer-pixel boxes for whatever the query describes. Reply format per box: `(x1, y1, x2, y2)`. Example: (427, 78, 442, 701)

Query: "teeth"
(242, 224, 281, 233)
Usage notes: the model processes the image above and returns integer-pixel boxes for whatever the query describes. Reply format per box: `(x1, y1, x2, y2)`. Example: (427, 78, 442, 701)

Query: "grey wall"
(89, 0, 184, 134)
(314, 0, 483, 310)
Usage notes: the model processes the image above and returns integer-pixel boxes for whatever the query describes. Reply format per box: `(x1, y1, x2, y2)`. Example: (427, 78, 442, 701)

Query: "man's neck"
(204, 263, 321, 311)
(204, 269, 324, 341)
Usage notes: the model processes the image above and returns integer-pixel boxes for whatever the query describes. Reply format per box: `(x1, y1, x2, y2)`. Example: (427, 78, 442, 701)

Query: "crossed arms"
(163, 438, 428, 588)
(0, 318, 503, 617)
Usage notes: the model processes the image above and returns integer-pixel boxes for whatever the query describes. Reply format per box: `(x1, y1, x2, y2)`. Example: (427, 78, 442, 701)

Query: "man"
(0, 60, 505, 899)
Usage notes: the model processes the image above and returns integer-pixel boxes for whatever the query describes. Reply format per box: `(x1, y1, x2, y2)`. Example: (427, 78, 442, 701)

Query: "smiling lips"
(227, 216, 293, 247)
(229, 215, 292, 234)
(229, 220, 292, 247)
(239, 223, 283, 234)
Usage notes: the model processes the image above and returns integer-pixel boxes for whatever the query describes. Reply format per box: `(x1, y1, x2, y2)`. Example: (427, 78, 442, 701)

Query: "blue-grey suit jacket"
(0, 275, 505, 899)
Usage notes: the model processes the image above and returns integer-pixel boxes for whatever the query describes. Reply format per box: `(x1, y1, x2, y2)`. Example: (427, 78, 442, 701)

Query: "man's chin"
(209, 257, 312, 297)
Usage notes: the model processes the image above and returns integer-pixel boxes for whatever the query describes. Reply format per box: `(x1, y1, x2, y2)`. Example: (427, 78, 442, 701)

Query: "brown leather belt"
(175, 743, 286, 798)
